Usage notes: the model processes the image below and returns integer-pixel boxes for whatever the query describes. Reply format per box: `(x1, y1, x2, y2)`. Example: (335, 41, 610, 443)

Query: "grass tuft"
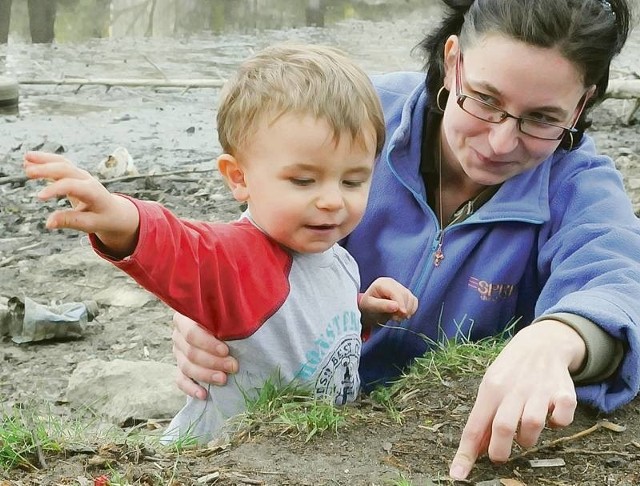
(237, 377, 347, 441)
(369, 316, 518, 421)
(403, 334, 508, 386)
(274, 399, 345, 441)
(0, 407, 64, 471)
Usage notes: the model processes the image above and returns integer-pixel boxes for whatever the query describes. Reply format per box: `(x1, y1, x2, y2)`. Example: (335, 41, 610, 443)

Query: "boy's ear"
(217, 154, 249, 202)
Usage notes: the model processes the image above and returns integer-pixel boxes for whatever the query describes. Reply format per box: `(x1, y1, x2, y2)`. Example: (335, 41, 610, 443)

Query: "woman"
(171, 0, 639, 480)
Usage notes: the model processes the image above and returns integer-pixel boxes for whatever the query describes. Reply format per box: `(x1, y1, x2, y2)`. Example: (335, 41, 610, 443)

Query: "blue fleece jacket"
(348, 72, 640, 413)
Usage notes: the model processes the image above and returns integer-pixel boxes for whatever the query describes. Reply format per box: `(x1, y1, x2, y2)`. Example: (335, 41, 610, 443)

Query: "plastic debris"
(0, 296, 99, 344)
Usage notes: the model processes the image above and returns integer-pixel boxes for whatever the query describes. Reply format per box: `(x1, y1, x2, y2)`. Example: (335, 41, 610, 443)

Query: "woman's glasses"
(455, 52, 586, 141)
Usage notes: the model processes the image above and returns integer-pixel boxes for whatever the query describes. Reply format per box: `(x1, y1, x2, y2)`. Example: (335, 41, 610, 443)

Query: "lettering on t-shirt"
(296, 310, 361, 404)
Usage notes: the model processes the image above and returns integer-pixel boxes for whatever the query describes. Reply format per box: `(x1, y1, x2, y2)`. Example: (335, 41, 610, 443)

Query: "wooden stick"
(509, 420, 626, 460)
(561, 447, 633, 457)
(0, 167, 215, 186)
(99, 167, 215, 184)
(14, 78, 640, 99)
(18, 77, 225, 88)
(0, 174, 28, 185)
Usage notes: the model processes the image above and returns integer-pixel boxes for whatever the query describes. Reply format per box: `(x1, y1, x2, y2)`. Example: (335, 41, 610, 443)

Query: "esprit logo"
(468, 277, 516, 301)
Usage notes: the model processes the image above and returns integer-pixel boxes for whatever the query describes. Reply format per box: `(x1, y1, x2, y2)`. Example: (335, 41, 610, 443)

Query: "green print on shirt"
(296, 310, 360, 381)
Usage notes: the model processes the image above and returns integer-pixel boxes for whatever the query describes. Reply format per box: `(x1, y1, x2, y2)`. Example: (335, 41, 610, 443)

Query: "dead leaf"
(599, 420, 626, 432)
(501, 479, 527, 486)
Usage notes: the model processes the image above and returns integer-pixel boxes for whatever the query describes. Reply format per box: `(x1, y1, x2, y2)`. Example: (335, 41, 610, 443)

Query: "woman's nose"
(487, 118, 520, 155)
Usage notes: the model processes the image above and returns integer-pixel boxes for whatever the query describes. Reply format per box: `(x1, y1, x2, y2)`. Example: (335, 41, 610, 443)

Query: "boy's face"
(222, 113, 376, 253)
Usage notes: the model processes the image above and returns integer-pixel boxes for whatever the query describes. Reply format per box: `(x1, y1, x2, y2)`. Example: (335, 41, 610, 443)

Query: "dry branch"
(0, 167, 215, 186)
(100, 167, 214, 184)
(18, 78, 225, 88)
(509, 420, 626, 460)
(15, 78, 640, 99)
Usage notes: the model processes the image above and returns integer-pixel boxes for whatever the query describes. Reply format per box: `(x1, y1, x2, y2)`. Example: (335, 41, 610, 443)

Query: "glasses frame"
(454, 52, 586, 141)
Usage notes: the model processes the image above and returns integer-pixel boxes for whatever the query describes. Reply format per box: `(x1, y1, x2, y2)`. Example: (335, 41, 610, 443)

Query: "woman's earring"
(566, 132, 574, 151)
(436, 86, 448, 113)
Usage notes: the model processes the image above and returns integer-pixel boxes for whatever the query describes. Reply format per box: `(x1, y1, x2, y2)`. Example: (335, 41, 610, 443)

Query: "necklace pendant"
(434, 244, 444, 267)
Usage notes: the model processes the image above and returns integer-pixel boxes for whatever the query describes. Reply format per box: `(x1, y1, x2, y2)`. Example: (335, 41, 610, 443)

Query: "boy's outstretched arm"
(359, 277, 418, 328)
(24, 151, 140, 258)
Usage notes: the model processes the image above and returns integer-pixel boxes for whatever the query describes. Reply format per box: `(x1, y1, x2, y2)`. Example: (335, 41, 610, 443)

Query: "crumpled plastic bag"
(0, 296, 99, 344)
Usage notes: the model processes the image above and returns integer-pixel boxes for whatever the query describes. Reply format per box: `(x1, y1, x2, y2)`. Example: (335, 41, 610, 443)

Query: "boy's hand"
(359, 277, 418, 328)
(24, 151, 140, 257)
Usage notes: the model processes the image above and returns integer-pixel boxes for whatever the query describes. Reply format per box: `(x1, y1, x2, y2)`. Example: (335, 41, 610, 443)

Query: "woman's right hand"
(171, 312, 239, 400)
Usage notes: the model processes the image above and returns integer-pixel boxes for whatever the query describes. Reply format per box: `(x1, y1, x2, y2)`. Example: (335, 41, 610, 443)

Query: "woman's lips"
(474, 149, 514, 167)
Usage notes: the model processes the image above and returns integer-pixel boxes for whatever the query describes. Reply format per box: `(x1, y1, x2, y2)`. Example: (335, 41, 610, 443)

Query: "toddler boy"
(24, 44, 417, 444)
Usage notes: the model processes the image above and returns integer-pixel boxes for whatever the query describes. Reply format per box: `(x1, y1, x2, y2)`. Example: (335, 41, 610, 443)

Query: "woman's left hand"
(449, 320, 586, 480)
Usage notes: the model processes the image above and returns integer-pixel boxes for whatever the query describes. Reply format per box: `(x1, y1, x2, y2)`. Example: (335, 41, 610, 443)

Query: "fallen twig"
(23, 411, 48, 470)
(15, 241, 45, 253)
(12, 77, 640, 99)
(0, 175, 29, 185)
(510, 420, 626, 460)
(0, 256, 16, 268)
(18, 77, 226, 89)
(142, 54, 169, 81)
(537, 479, 568, 486)
(0, 167, 215, 186)
(561, 447, 634, 457)
(0, 236, 32, 243)
(100, 167, 215, 184)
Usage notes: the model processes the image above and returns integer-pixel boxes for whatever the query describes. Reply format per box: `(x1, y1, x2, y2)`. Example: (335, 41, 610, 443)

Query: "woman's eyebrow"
(473, 79, 570, 118)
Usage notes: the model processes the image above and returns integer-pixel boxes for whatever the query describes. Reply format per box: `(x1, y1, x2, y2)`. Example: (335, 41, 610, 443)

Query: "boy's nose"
(316, 187, 345, 210)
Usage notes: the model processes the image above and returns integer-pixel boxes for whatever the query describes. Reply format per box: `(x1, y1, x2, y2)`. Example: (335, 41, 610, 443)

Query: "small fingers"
(24, 151, 71, 166)
(33, 172, 96, 202)
(26, 155, 101, 216)
(390, 282, 417, 318)
(44, 208, 94, 231)
(24, 153, 91, 182)
(389, 294, 418, 321)
(405, 292, 418, 317)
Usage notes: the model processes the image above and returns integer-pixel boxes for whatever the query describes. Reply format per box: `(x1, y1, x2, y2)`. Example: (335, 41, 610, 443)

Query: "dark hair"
(418, 0, 632, 149)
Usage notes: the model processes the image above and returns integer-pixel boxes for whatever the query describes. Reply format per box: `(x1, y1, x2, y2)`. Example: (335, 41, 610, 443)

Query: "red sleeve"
(91, 199, 292, 340)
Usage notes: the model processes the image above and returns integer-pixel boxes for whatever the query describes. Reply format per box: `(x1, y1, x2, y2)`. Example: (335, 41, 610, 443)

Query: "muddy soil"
(1, 19, 640, 486)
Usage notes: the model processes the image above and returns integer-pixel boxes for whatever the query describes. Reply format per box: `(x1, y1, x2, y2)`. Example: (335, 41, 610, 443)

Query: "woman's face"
(440, 34, 591, 186)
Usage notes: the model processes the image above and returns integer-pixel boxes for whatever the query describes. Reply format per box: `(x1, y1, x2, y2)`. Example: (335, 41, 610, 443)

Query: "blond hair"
(217, 44, 385, 157)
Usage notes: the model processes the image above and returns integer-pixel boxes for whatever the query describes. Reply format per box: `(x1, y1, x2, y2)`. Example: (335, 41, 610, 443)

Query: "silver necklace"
(434, 137, 445, 267)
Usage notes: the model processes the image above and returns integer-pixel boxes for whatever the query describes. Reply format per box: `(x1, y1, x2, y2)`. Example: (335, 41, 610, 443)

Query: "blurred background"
(0, 0, 636, 175)
(0, 0, 442, 42)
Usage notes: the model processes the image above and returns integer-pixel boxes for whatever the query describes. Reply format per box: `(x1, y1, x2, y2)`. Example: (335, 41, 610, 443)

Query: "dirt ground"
(1, 31, 640, 486)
